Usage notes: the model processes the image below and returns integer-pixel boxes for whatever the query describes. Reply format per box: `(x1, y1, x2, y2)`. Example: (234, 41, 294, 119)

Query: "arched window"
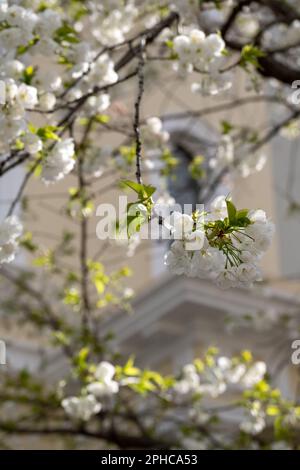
(163, 116, 220, 209)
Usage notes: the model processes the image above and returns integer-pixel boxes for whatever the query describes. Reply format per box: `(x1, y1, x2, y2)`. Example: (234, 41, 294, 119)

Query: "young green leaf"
(226, 199, 237, 225)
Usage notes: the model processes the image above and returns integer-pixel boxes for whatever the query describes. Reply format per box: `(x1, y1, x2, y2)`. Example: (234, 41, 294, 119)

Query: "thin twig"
(77, 118, 94, 327)
(133, 38, 145, 184)
(6, 159, 41, 217)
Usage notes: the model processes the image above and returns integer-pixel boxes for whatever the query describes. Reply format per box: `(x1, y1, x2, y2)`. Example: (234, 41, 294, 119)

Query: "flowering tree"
(0, 0, 300, 450)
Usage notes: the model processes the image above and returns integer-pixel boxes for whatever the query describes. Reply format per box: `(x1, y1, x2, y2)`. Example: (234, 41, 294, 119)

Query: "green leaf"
(226, 199, 237, 225)
(54, 22, 79, 44)
(20, 231, 37, 253)
(237, 216, 251, 227)
(188, 155, 205, 180)
(194, 358, 205, 373)
(143, 184, 156, 198)
(93, 272, 109, 294)
(28, 123, 37, 133)
(58, 55, 74, 67)
(122, 180, 156, 201)
(241, 350, 252, 363)
(221, 120, 234, 135)
(72, 347, 91, 376)
(14, 139, 25, 151)
(118, 145, 136, 166)
(117, 266, 132, 277)
(78, 347, 89, 360)
(22, 65, 36, 85)
(160, 148, 179, 176)
(240, 45, 265, 70)
(266, 405, 280, 416)
(165, 39, 174, 49)
(33, 163, 42, 178)
(123, 356, 140, 376)
(122, 180, 144, 195)
(17, 36, 40, 56)
(235, 209, 251, 227)
(52, 331, 70, 347)
(94, 114, 110, 124)
(37, 126, 61, 141)
(63, 287, 80, 306)
(33, 250, 54, 267)
(236, 209, 249, 219)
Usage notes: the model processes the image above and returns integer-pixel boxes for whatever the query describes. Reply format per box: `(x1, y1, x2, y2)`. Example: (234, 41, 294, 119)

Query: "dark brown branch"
(6, 158, 41, 217)
(133, 39, 145, 185)
(218, 0, 300, 86)
(77, 119, 94, 327)
(221, 0, 252, 37)
(0, 151, 30, 177)
(114, 12, 179, 71)
(258, 55, 300, 84)
(261, 0, 300, 22)
(0, 422, 169, 449)
(161, 94, 294, 122)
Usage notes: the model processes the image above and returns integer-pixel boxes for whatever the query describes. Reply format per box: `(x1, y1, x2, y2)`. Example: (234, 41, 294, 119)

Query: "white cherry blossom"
(0, 215, 23, 264)
(87, 361, 119, 398)
(42, 138, 75, 184)
(62, 395, 101, 421)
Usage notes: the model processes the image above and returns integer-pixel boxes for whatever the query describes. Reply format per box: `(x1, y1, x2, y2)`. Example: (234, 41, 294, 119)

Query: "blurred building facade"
(1, 67, 300, 401)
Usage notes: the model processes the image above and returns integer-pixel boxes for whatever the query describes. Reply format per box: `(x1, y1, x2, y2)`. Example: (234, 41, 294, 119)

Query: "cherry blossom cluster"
(263, 19, 300, 49)
(41, 138, 75, 184)
(0, 0, 299, 452)
(0, 4, 69, 183)
(172, 28, 232, 95)
(66, 50, 118, 101)
(0, 1, 120, 185)
(89, 0, 138, 46)
(172, 356, 266, 401)
(62, 361, 119, 421)
(0, 3, 62, 57)
(173, 29, 225, 71)
(164, 196, 274, 289)
(210, 134, 267, 178)
(0, 215, 23, 265)
(0, 79, 39, 153)
(235, 11, 260, 38)
(240, 392, 299, 437)
(280, 119, 300, 140)
(60, 353, 274, 440)
(141, 117, 170, 150)
(61, 355, 266, 423)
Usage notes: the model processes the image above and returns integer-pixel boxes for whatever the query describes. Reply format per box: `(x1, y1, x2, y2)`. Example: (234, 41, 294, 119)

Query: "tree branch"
(0, 422, 169, 449)
(133, 39, 145, 185)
